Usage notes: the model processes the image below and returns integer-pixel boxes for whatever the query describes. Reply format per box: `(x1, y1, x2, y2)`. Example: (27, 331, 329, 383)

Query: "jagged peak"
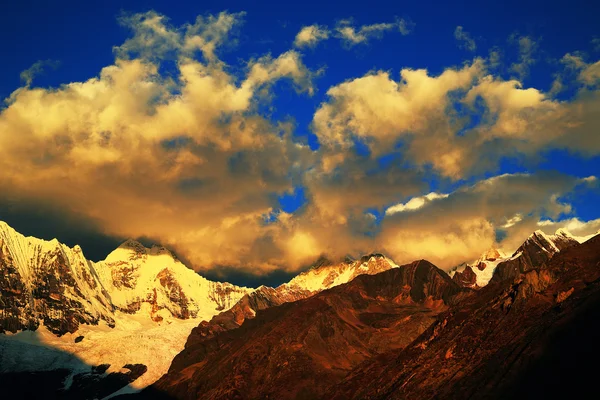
(532, 229, 550, 240)
(358, 253, 386, 263)
(343, 255, 356, 264)
(555, 227, 572, 237)
(313, 255, 334, 268)
(118, 238, 147, 251)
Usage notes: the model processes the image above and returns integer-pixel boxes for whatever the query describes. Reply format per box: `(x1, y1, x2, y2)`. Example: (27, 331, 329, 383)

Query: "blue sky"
(0, 0, 599, 286)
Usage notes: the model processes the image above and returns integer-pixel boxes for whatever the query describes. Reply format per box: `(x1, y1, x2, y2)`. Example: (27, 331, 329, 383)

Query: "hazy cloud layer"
(454, 26, 477, 51)
(335, 18, 413, 46)
(1, 10, 599, 279)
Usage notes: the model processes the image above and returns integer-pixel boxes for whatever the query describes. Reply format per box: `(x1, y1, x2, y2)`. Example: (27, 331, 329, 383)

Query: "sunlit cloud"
(335, 18, 413, 46)
(1, 10, 599, 279)
(294, 24, 330, 48)
(509, 34, 538, 80)
(386, 193, 449, 215)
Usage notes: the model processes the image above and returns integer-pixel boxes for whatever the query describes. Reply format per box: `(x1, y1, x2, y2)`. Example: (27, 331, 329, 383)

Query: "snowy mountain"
(97, 239, 251, 322)
(285, 253, 399, 292)
(449, 229, 581, 288)
(0, 220, 252, 397)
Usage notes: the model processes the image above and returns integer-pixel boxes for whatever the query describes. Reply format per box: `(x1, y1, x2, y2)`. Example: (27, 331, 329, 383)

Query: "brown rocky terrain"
(134, 260, 465, 399)
(328, 233, 600, 399)
(125, 233, 600, 400)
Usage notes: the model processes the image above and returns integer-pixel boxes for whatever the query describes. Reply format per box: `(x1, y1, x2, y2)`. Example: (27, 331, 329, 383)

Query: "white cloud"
(386, 193, 449, 215)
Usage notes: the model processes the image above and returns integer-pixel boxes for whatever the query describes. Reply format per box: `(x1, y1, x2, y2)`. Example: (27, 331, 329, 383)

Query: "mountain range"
(0, 220, 598, 399)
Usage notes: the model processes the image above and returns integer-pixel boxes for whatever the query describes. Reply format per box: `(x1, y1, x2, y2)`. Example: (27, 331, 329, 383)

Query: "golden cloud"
(1, 12, 599, 278)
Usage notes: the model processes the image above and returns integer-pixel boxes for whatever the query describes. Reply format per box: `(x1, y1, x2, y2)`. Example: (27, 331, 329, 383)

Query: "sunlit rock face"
(142, 260, 464, 400)
(0, 221, 252, 335)
(0, 220, 256, 398)
(0, 221, 115, 335)
(98, 239, 252, 323)
(327, 233, 600, 400)
(449, 230, 581, 289)
(187, 253, 402, 344)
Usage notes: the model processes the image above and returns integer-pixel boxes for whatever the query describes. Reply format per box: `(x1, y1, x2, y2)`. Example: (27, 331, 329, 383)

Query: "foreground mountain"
(450, 229, 580, 288)
(135, 260, 465, 400)
(0, 221, 251, 397)
(184, 253, 400, 345)
(328, 233, 600, 399)
(128, 231, 600, 400)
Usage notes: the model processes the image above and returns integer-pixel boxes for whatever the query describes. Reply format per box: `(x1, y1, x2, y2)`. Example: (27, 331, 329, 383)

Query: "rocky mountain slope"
(190, 253, 401, 344)
(450, 229, 580, 288)
(4, 218, 599, 399)
(136, 260, 465, 400)
(129, 231, 600, 400)
(327, 232, 600, 399)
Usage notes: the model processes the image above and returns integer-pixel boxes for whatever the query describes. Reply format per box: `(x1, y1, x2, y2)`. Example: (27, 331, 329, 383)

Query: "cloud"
(312, 52, 600, 180)
(335, 18, 413, 46)
(454, 26, 477, 52)
(19, 59, 60, 86)
(377, 172, 595, 268)
(1, 10, 599, 281)
(386, 192, 449, 215)
(294, 24, 330, 48)
(592, 37, 600, 52)
(561, 53, 600, 87)
(0, 11, 317, 274)
(537, 217, 600, 240)
(312, 59, 486, 177)
(115, 11, 245, 63)
(509, 34, 538, 80)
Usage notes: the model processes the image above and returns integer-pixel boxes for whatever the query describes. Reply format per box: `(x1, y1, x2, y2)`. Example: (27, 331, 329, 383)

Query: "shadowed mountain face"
(0, 332, 146, 400)
(327, 234, 600, 400)
(135, 260, 465, 400)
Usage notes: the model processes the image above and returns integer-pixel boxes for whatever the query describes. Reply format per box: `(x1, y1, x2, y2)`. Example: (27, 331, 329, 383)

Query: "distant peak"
(118, 239, 147, 251)
(343, 255, 356, 264)
(555, 228, 572, 237)
(149, 244, 177, 258)
(359, 253, 386, 263)
(313, 255, 334, 268)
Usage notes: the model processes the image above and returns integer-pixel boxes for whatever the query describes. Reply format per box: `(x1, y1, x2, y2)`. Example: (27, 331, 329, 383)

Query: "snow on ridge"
(285, 253, 399, 293)
(0, 220, 255, 395)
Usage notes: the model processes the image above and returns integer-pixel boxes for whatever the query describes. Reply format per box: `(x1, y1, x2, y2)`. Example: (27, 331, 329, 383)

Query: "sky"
(1, 0, 599, 287)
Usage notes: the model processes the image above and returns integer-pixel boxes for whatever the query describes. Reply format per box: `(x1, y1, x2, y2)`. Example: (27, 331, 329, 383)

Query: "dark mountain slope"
(328, 234, 600, 400)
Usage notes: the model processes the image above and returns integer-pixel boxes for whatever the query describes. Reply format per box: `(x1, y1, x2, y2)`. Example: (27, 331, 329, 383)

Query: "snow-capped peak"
(451, 228, 583, 289)
(0, 220, 256, 397)
(285, 253, 399, 292)
(553, 227, 599, 244)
